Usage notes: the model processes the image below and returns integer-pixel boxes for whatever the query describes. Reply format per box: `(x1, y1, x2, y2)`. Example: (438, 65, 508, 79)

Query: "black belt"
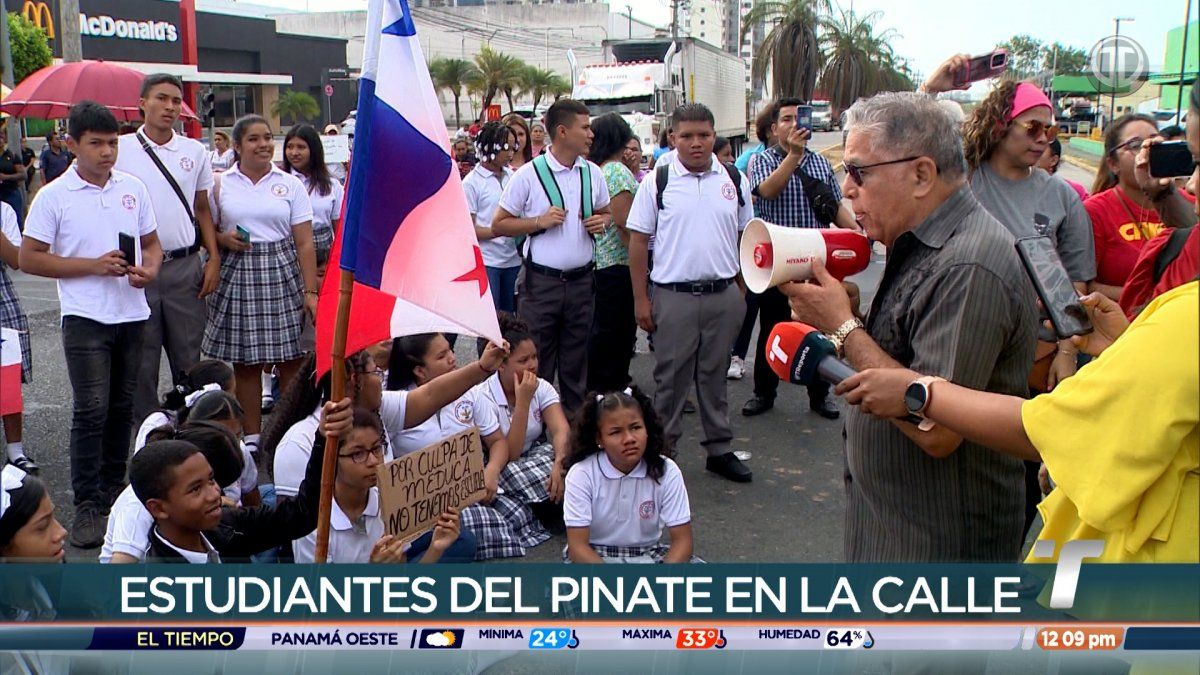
(653, 278, 735, 295)
(162, 242, 202, 263)
(525, 260, 594, 281)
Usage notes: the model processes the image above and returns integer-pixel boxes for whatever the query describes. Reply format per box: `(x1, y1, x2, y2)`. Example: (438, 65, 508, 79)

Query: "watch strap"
(828, 318, 864, 357)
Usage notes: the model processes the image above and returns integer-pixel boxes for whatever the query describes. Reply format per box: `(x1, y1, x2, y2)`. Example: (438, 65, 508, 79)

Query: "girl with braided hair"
(465, 122, 521, 311)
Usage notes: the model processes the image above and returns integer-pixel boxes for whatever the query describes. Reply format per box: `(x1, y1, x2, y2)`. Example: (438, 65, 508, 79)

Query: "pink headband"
(1008, 83, 1053, 122)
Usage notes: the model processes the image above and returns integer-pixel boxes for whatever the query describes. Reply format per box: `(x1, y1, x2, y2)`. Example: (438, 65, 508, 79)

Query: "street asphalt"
(6, 131, 1094, 563)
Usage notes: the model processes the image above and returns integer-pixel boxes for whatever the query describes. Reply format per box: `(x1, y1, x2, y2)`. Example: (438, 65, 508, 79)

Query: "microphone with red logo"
(767, 322, 928, 425)
(764, 322, 855, 387)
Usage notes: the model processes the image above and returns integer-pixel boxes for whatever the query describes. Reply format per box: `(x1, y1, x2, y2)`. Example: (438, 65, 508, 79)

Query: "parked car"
(811, 100, 835, 131)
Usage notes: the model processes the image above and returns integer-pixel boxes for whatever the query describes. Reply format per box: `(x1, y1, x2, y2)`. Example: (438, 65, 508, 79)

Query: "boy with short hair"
(19, 101, 163, 549)
(129, 433, 325, 563)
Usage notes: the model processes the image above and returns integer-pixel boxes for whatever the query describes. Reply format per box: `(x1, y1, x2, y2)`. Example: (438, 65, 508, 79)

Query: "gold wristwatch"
(827, 318, 864, 357)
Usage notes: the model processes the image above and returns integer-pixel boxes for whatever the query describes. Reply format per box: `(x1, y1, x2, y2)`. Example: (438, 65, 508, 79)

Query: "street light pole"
(58, 0, 82, 62)
(1110, 16, 1134, 129)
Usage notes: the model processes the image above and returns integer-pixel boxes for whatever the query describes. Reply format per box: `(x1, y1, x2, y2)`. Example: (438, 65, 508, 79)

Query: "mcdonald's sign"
(21, 1, 56, 40)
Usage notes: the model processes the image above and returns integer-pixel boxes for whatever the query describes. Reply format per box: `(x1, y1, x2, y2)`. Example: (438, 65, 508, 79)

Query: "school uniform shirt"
(464, 163, 520, 269)
(99, 483, 154, 563)
(134, 411, 175, 450)
(223, 442, 258, 505)
(210, 148, 235, 172)
(293, 487, 389, 563)
(275, 409, 396, 499)
(627, 154, 753, 284)
(497, 152, 610, 271)
(116, 129, 214, 251)
(151, 528, 221, 563)
(292, 169, 345, 234)
(379, 387, 501, 456)
(563, 454, 691, 549)
(1, 201, 19, 248)
(209, 164, 313, 243)
(23, 166, 158, 324)
(473, 373, 559, 455)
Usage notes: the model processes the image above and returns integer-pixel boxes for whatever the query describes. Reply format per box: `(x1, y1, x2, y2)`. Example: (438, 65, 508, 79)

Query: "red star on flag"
(453, 245, 489, 297)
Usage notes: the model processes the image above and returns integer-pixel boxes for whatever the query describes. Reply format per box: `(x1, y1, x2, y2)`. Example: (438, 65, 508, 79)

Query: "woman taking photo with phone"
(204, 114, 319, 456)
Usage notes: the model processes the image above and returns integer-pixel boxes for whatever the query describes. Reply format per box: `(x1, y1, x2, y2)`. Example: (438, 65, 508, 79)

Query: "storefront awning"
(52, 59, 292, 86)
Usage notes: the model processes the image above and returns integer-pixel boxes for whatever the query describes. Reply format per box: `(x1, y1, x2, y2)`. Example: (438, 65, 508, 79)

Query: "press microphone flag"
(740, 219, 871, 293)
(765, 322, 856, 386)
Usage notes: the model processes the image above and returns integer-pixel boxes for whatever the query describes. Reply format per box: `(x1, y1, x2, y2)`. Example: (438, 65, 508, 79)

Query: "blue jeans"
(486, 265, 520, 313)
(62, 317, 146, 507)
(406, 529, 477, 563)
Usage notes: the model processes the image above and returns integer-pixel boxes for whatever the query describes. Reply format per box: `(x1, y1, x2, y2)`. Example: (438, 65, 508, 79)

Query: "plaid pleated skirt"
(0, 266, 31, 382)
(459, 494, 550, 561)
(562, 542, 705, 564)
(202, 238, 304, 365)
(313, 224, 334, 268)
(498, 442, 555, 504)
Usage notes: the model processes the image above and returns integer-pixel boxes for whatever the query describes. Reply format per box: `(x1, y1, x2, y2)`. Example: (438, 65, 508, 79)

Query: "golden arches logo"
(21, 1, 55, 40)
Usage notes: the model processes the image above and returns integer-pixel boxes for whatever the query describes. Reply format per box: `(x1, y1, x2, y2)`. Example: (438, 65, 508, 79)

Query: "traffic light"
(201, 91, 216, 125)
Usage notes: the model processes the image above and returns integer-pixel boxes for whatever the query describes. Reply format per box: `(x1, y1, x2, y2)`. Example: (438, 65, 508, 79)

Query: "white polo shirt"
(115, 129, 214, 251)
(24, 166, 157, 324)
(274, 408, 394, 498)
(292, 169, 344, 234)
(209, 164, 313, 243)
(293, 487, 387, 563)
(99, 483, 154, 563)
(210, 148, 235, 172)
(473, 373, 560, 455)
(563, 454, 691, 549)
(627, 154, 753, 285)
(2, 201, 20, 248)
(497, 151, 610, 270)
(380, 387, 501, 457)
(464, 163, 519, 269)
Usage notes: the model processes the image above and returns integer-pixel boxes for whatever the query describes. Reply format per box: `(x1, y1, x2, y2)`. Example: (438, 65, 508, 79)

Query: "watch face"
(904, 382, 926, 415)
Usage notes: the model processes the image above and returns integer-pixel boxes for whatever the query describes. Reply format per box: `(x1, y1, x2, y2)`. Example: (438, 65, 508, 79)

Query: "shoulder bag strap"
(138, 132, 200, 245)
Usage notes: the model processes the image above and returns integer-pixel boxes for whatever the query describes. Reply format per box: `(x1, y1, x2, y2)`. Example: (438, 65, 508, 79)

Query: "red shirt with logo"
(1085, 187, 1195, 287)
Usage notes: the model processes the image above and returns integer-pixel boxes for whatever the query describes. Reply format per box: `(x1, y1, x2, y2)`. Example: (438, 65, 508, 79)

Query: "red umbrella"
(0, 60, 197, 122)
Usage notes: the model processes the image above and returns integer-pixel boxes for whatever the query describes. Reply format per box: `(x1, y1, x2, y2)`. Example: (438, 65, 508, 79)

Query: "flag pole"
(314, 269, 356, 563)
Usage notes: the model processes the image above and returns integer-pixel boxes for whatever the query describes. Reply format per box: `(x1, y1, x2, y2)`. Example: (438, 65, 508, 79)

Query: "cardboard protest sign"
(321, 135, 351, 164)
(376, 426, 488, 542)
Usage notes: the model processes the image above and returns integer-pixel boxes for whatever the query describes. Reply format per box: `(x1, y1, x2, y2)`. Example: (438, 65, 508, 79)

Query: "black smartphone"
(795, 105, 813, 132)
(953, 50, 1008, 88)
(118, 232, 137, 267)
(1149, 141, 1195, 178)
(1015, 235, 1092, 339)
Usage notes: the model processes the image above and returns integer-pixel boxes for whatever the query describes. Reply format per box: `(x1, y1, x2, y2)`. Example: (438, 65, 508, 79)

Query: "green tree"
(518, 65, 563, 113)
(1042, 43, 1088, 75)
(996, 34, 1046, 79)
(474, 46, 525, 114)
(817, 9, 903, 115)
(430, 57, 481, 128)
(548, 74, 572, 102)
(271, 89, 320, 125)
(4, 12, 53, 84)
(743, 0, 832, 101)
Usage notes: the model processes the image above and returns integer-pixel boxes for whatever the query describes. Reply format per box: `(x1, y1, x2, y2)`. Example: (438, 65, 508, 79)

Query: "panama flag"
(0, 328, 21, 416)
(316, 0, 502, 376)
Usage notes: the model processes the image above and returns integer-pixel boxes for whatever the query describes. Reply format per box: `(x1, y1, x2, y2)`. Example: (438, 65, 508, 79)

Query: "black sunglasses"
(844, 156, 923, 186)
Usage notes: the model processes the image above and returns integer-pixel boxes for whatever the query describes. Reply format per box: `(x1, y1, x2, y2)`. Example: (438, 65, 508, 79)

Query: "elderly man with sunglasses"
(783, 92, 1036, 563)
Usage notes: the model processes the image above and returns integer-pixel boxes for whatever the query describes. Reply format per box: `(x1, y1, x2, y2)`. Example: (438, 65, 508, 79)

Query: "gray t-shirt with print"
(970, 163, 1096, 282)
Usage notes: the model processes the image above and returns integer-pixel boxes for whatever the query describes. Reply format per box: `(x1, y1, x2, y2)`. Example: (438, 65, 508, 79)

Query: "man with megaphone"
(741, 98, 861, 421)
(782, 92, 1037, 564)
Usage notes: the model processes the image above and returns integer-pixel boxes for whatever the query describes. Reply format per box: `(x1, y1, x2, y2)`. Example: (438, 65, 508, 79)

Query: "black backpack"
(1152, 226, 1193, 284)
(655, 161, 745, 211)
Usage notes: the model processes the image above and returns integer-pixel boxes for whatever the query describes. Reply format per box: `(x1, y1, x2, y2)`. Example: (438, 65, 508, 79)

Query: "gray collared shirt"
(844, 185, 1036, 563)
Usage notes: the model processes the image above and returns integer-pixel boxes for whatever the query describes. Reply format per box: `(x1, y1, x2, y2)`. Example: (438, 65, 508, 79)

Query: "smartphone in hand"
(1016, 234, 1092, 339)
(953, 50, 1008, 88)
(118, 232, 137, 267)
(236, 225, 251, 244)
(1148, 141, 1195, 178)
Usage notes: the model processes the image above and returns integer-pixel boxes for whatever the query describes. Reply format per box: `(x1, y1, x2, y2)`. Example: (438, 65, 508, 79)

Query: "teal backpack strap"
(531, 155, 564, 210)
(579, 163, 593, 220)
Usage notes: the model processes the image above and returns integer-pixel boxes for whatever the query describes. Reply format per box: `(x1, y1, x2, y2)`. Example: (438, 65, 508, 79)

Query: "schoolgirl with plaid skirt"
(202, 115, 319, 456)
(0, 201, 36, 473)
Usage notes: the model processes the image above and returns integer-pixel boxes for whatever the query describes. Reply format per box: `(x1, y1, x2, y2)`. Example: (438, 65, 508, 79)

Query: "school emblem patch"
(454, 400, 474, 424)
(638, 500, 656, 519)
(179, 156, 194, 172)
(271, 183, 289, 197)
(532, 407, 542, 424)
(720, 182, 736, 200)
(121, 194, 137, 210)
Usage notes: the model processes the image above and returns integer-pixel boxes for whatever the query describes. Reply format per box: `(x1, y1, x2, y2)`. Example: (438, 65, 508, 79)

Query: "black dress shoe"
(810, 397, 841, 420)
(706, 452, 753, 482)
(741, 396, 774, 417)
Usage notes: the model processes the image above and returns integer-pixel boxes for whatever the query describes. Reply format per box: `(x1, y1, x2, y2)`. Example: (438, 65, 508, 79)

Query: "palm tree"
(742, 0, 832, 101)
(548, 74, 572, 102)
(271, 89, 321, 126)
(817, 9, 899, 115)
(473, 46, 525, 115)
(430, 57, 481, 128)
(519, 65, 561, 113)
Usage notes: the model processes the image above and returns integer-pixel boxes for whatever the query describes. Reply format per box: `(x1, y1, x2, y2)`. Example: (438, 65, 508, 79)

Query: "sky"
(247, 0, 1188, 80)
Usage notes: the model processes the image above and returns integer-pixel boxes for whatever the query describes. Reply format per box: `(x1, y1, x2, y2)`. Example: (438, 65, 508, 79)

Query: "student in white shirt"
(115, 73, 222, 423)
(626, 103, 755, 485)
(563, 388, 696, 563)
(292, 407, 473, 564)
(209, 131, 235, 173)
(101, 417, 245, 564)
(492, 99, 612, 413)
(132, 359, 234, 451)
(19, 101, 163, 549)
(203, 114, 318, 457)
(281, 124, 344, 274)
(472, 313, 570, 533)
(0, 200, 36, 473)
(465, 122, 519, 312)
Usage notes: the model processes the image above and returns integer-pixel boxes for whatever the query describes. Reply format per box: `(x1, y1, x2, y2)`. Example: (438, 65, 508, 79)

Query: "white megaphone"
(739, 218, 872, 293)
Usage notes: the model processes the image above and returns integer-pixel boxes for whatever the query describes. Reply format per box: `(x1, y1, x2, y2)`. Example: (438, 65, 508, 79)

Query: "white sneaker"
(727, 356, 745, 380)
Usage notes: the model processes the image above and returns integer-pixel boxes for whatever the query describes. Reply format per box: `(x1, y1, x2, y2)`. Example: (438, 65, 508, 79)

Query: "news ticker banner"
(0, 624, 1197, 653)
(0, 564, 1197, 624)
